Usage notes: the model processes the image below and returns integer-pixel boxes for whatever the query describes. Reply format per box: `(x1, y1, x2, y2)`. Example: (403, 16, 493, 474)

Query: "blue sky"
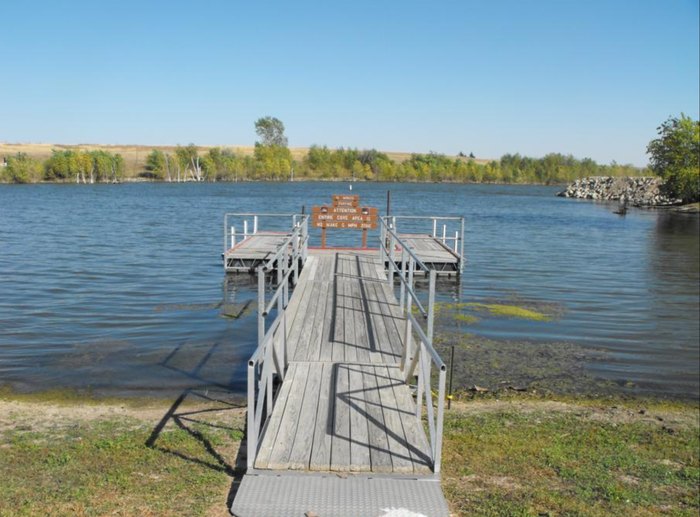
(0, 0, 697, 166)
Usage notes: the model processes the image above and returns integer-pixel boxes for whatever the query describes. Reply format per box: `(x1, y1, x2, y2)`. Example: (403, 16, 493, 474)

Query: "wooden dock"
(227, 210, 454, 516)
(254, 252, 432, 474)
(224, 233, 291, 273)
(394, 233, 461, 274)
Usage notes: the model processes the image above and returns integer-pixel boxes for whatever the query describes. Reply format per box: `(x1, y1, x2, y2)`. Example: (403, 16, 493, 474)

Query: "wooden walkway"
(254, 252, 433, 474)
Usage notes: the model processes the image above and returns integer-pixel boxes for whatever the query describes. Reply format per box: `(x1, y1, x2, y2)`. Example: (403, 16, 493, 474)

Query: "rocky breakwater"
(557, 176, 677, 206)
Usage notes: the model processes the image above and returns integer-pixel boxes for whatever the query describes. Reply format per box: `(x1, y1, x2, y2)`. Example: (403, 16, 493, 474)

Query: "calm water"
(0, 183, 698, 399)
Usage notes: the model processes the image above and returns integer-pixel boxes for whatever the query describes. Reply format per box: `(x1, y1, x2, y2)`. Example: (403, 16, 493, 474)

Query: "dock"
(224, 212, 464, 276)
(230, 214, 452, 516)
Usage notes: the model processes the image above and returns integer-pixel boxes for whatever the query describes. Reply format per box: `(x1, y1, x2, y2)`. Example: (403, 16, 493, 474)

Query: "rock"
(557, 176, 677, 207)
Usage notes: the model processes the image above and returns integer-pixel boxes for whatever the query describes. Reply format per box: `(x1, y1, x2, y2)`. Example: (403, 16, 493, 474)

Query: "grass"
(0, 393, 697, 516)
(442, 399, 699, 516)
(0, 392, 245, 516)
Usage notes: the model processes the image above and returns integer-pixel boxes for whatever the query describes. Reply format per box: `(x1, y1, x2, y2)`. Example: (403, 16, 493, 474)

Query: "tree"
(254, 116, 288, 147)
(3, 153, 42, 183)
(145, 149, 167, 179)
(647, 114, 700, 203)
(175, 144, 202, 181)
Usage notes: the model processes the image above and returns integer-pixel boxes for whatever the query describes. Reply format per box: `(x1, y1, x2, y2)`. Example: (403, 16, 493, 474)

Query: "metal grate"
(230, 473, 450, 517)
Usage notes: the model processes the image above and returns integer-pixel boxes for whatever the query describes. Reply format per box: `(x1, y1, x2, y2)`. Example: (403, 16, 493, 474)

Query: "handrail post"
(428, 269, 436, 343)
(224, 214, 228, 253)
(257, 268, 265, 350)
(434, 367, 447, 473)
(460, 217, 465, 272)
(387, 231, 395, 287)
(247, 359, 256, 468)
(401, 256, 414, 373)
(399, 247, 406, 312)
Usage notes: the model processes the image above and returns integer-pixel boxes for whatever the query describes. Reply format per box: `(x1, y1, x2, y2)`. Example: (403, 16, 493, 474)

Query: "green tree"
(3, 153, 42, 183)
(144, 149, 167, 179)
(647, 114, 700, 203)
(254, 116, 288, 147)
(175, 144, 202, 181)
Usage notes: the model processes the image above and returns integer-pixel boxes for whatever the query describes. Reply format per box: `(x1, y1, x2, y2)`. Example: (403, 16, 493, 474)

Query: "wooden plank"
(287, 362, 324, 470)
(330, 363, 351, 471)
(268, 362, 311, 469)
(309, 363, 333, 471)
(388, 366, 433, 474)
(271, 255, 316, 362)
(283, 257, 319, 359)
(255, 362, 299, 469)
(350, 256, 371, 363)
(300, 257, 331, 361)
(290, 260, 323, 361)
(347, 363, 371, 471)
(374, 365, 414, 473)
(358, 257, 390, 364)
(343, 256, 359, 363)
(361, 364, 393, 473)
(318, 257, 335, 362)
(331, 254, 345, 362)
(365, 267, 399, 364)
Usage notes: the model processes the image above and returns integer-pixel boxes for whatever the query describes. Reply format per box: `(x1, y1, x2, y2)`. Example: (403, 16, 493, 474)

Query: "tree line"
(2, 150, 125, 184)
(0, 145, 644, 185)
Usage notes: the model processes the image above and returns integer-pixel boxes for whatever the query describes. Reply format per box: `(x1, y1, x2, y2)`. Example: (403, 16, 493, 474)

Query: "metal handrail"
(378, 217, 447, 474)
(382, 214, 466, 272)
(223, 212, 301, 254)
(245, 215, 308, 469)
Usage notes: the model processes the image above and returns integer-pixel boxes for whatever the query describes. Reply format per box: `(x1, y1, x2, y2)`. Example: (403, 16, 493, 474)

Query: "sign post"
(311, 195, 378, 249)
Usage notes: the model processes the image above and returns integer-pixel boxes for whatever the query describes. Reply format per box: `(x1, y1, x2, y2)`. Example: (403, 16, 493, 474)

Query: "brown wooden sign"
(311, 195, 378, 248)
(332, 194, 359, 207)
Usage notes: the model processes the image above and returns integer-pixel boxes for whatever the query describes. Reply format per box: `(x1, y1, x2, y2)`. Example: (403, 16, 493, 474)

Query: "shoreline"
(1, 391, 697, 516)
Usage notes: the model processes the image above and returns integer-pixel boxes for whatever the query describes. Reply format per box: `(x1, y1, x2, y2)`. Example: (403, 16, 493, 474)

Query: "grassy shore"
(0, 390, 697, 516)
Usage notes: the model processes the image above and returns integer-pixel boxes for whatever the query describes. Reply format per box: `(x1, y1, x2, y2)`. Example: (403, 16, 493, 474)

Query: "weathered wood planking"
(253, 252, 434, 474)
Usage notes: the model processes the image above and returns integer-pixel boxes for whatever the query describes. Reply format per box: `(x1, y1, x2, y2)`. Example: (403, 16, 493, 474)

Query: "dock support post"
(442, 224, 446, 243)
(253, 216, 258, 235)
(231, 226, 236, 249)
(432, 218, 437, 237)
(454, 231, 459, 253)
(244, 220, 248, 240)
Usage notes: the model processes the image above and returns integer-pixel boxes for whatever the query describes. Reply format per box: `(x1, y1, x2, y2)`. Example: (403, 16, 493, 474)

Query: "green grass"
(0, 394, 697, 516)
(442, 400, 699, 516)
(0, 403, 244, 516)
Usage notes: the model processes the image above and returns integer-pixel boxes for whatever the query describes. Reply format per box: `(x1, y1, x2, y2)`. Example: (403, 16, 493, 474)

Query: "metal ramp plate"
(230, 472, 450, 517)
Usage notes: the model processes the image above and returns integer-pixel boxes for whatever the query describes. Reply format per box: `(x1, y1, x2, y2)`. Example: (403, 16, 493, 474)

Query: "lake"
(0, 182, 697, 399)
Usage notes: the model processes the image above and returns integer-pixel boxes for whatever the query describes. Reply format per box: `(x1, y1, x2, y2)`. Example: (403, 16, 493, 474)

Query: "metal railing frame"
(246, 215, 308, 468)
(223, 213, 304, 253)
(379, 217, 447, 473)
(384, 215, 465, 272)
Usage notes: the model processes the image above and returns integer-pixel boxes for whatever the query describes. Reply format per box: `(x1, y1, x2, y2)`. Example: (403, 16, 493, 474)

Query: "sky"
(0, 0, 698, 166)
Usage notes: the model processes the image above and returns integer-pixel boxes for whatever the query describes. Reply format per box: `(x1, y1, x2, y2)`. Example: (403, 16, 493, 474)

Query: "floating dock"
(224, 212, 464, 276)
(230, 214, 451, 516)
